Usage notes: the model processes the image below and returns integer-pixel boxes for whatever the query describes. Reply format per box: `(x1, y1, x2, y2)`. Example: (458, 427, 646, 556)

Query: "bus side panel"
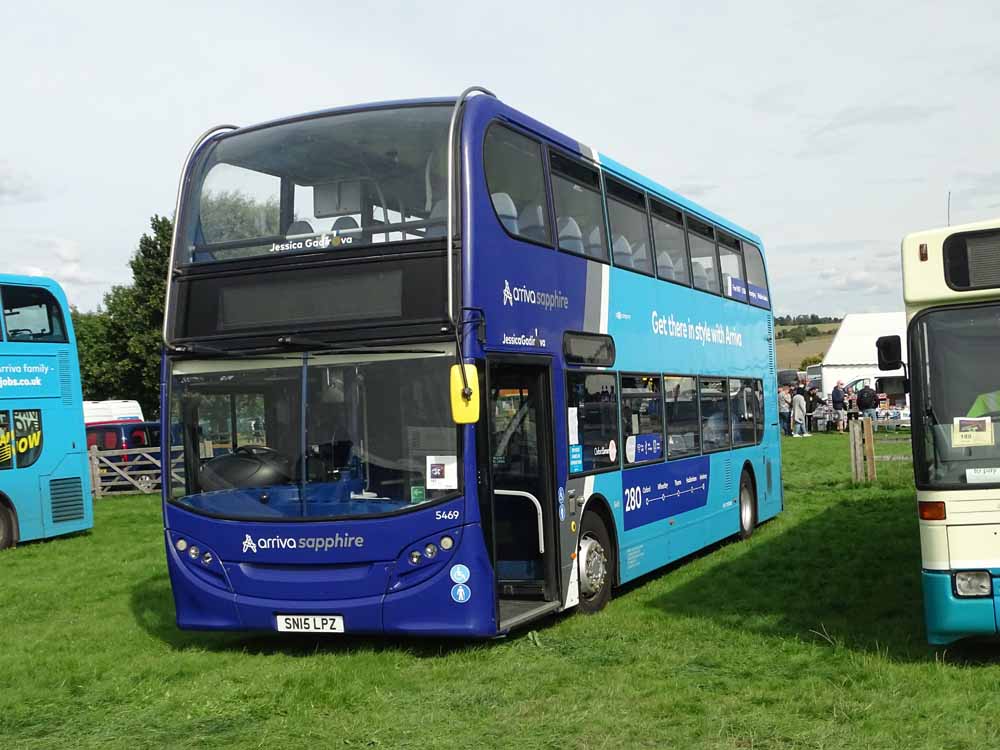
(5, 470, 44, 541)
(40, 449, 93, 538)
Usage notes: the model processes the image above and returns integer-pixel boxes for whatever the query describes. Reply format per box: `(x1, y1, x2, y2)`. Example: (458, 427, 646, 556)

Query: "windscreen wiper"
(168, 342, 291, 358)
(276, 335, 446, 355)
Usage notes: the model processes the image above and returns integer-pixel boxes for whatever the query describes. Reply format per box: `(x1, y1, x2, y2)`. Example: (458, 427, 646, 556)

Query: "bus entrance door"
(486, 360, 560, 630)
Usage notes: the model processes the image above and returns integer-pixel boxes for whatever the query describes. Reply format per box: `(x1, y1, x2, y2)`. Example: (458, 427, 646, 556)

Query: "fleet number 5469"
(435, 510, 460, 521)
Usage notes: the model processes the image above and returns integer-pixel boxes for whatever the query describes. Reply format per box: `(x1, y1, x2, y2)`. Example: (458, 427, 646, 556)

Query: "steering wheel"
(199, 444, 292, 491)
(233, 445, 278, 458)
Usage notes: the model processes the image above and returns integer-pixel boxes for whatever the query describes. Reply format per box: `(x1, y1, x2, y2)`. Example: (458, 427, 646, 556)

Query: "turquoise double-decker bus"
(161, 89, 781, 636)
(0, 275, 92, 550)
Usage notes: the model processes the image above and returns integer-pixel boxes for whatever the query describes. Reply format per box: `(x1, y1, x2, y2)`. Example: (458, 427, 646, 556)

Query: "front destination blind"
(171, 254, 448, 341)
(219, 271, 402, 330)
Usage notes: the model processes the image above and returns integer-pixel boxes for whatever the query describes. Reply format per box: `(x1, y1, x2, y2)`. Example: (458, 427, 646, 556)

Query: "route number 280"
(435, 510, 461, 521)
(624, 487, 643, 512)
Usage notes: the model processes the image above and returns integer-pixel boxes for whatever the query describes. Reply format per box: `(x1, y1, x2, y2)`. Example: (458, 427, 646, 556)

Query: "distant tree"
(71, 308, 118, 402)
(74, 216, 172, 419)
(199, 190, 280, 244)
(800, 354, 823, 369)
(788, 328, 807, 345)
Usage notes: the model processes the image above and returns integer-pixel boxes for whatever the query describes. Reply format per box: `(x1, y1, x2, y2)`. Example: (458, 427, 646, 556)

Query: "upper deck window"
(483, 124, 551, 245)
(742, 241, 771, 308)
(179, 105, 453, 264)
(1, 285, 67, 344)
(549, 151, 609, 262)
(687, 218, 720, 295)
(717, 231, 747, 302)
(606, 178, 653, 275)
(650, 201, 690, 286)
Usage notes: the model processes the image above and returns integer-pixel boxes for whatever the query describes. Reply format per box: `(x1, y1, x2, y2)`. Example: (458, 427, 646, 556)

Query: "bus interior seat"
(332, 216, 360, 235)
(491, 193, 519, 234)
(586, 226, 604, 259)
(612, 235, 633, 268)
(424, 200, 447, 238)
(658, 253, 676, 280)
(631, 241, 651, 272)
(557, 217, 584, 254)
(518, 204, 547, 242)
(692, 260, 709, 289)
(286, 220, 315, 236)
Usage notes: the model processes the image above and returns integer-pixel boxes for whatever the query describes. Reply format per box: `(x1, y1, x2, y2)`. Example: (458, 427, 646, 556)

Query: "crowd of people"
(777, 380, 879, 437)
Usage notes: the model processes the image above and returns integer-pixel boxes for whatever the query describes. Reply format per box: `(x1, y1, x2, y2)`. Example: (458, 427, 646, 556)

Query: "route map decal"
(622, 455, 711, 531)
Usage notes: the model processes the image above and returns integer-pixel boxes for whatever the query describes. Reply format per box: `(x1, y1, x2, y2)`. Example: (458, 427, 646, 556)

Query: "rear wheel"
(577, 512, 613, 614)
(0, 505, 14, 551)
(738, 470, 757, 540)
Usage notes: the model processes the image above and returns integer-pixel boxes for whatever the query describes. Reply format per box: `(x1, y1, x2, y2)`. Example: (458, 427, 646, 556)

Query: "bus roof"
(213, 93, 762, 250)
(902, 215, 1000, 311)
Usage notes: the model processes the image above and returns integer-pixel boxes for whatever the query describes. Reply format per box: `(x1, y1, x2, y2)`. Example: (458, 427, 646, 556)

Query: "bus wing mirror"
(876, 335, 903, 371)
(876, 376, 909, 396)
(450, 364, 480, 424)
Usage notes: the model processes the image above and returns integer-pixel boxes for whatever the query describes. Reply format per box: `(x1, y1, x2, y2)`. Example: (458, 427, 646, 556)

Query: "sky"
(1, 0, 998, 316)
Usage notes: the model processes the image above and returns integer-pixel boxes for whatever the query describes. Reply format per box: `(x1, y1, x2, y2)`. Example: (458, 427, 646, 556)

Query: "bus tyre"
(577, 512, 613, 614)
(0, 505, 14, 551)
(738, 470, 757, 541)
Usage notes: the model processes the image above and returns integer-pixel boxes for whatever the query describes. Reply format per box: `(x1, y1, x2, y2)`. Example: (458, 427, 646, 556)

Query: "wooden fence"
(89, 445, 185, 496)
(848, 417, 912, 483)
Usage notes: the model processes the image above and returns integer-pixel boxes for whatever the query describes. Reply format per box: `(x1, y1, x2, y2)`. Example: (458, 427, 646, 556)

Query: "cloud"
(673, 182, 718, 199)
(7, 237, 108, 289)
(951, 171, 1000, 205)
(813, 103, 946, 137)
(0, 164, 42, 205)
(748, 82, 807, 115)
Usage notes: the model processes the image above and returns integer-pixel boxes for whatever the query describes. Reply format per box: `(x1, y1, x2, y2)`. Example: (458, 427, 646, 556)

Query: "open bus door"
(484, 358, 561, 631)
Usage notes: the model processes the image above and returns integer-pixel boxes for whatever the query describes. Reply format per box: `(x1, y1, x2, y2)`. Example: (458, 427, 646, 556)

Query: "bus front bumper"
(922, 570, 999, 645)
(164, 526, 499, 638)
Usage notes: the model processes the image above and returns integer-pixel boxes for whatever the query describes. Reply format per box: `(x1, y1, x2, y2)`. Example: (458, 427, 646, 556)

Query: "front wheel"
(738, 470, 757, 540)
(577, 512, 614, 614)
(0, 505, 15, 551)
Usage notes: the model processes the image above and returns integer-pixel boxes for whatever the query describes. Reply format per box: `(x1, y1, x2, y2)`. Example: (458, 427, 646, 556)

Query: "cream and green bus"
(877, 217, 1000, 645)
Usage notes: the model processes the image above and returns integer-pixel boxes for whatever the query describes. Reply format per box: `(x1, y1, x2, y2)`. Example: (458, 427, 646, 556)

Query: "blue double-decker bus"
(162, 89, 781, 636)
(0, 275, 92, 550)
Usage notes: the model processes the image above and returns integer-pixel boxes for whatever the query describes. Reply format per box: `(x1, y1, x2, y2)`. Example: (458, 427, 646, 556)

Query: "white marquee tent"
(821, 312, 907, 395)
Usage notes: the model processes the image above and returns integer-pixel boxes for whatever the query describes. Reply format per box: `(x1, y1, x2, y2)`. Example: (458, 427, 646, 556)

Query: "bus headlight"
(954, 571, 992, 598)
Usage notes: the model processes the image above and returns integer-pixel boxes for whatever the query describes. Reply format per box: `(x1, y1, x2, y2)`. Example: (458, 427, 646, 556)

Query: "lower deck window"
(664, 375, 700, 457)
(699, 377, 730, 451)
(567, 372, 619, 473)
(621, 374, 663, 465)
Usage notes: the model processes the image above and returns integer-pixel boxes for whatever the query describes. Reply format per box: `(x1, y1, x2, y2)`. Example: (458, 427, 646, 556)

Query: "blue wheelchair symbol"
(450, 564, 470, 584)
(451, 583, 471, 603)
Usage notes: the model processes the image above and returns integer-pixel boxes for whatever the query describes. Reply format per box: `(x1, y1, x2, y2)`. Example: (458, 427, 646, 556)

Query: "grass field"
(775, 323, 840, 370)
(4, 434, 1000, 748)
(776, 334, 835, 370)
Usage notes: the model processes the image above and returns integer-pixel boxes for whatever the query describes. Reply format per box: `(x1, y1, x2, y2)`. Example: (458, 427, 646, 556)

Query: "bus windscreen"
(180, 105, 452, 264)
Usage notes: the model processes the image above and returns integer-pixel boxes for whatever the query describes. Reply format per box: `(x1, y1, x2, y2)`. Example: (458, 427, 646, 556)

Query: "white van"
(83, 400, 144, 425)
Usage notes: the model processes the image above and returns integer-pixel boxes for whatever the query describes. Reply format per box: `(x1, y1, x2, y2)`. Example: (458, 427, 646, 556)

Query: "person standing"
(779, 386, 792, 436)
(792, 388, 810, 437)
(857, 383, 879, 422)
(831, 380, 846, 432)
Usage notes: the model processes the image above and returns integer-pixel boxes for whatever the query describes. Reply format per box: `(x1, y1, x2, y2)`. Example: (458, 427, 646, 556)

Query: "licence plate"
(275, 614, 344, 633)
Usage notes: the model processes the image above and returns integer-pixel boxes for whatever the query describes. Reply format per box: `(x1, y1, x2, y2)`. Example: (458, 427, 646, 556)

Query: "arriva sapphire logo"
(501, 280, 569, 311)
(240, 532, 365, 553)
